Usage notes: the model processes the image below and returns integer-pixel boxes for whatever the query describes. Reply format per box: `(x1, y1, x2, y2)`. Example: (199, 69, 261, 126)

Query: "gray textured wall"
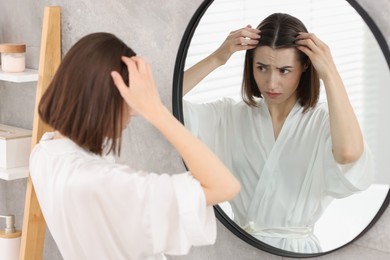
(0, 0, 389, 259)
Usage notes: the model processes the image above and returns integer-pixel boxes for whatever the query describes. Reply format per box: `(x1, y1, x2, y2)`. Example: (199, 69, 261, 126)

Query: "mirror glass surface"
(180, 0, 390, 256)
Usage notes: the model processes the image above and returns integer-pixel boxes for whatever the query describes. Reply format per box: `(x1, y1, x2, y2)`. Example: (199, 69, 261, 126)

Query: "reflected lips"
(266, 92, 281, 98)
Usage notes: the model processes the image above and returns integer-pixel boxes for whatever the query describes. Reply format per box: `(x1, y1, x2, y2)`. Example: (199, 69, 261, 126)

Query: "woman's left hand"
(295, 32, 337, 80)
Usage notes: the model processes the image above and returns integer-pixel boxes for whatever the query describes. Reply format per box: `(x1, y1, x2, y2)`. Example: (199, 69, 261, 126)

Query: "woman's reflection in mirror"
(183, 13, 374, 253)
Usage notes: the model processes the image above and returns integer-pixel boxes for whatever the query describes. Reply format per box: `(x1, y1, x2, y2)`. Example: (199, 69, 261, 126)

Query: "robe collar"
(258, 99, 302, 145)
(38, 132, 115, 162)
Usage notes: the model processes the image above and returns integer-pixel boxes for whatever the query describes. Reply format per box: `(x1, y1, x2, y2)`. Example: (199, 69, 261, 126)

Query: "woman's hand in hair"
(182, 25, 260, 96)
(111, 56, 164, 123)
(112, 57, 240, 205)
(296, 32, 364, 164)
(295, 32, 337, 81)
(212, 25, 261, 66)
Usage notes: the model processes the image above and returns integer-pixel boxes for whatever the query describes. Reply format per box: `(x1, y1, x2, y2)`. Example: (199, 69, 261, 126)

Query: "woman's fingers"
(237, 37, 259, 46)
(296, 32, 324, 45)
(295, 32, 329, 53)
(241, 28, 261, 39)
(111, 56, 144, 103)
(120, 56, 137, 76)
(230, 25, 259, 33)
(228, 27, 260, 49)
(121, 55, 149, 78)
(228, 26, 260, 42)
(213, 26, 260, 65)
(295, 33, 336, 79)
(111, 71, 129, 98)
(130, 56, 148, 74)
(295, 38, 319, 53)
(111, 56, 162, 120)
(229, 26, 260, 40)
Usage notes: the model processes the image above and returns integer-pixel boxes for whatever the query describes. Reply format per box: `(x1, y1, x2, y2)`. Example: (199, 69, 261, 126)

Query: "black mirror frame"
(172, 0, 390, 257)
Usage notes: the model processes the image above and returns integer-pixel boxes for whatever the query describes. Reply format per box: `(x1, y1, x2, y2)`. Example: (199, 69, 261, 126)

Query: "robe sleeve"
(66, 165, 216, 258)
(182, 98, 234, 145)
(320, 117, 375, 198)
(148, 172, 217, 255)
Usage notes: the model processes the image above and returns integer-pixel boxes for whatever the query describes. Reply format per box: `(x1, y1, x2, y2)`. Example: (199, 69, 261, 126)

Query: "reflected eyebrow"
(256, 62, 269, 67)
(255, 62, 293, 69)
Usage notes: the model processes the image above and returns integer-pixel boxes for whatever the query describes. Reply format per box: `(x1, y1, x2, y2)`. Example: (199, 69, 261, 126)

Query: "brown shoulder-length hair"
(242, 13, 320, 112)
(39, 32, 136, 156)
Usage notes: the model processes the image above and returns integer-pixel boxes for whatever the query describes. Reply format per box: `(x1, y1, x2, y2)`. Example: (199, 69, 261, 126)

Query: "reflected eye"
(280, 68, 290, 74)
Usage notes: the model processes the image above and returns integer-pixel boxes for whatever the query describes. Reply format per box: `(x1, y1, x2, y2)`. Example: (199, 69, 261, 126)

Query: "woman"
(182, 13, 374, 253)
(29, 32, 240, 260)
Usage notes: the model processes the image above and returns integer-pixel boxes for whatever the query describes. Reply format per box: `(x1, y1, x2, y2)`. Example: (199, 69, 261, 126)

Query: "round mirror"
(173, 0, 390, 257)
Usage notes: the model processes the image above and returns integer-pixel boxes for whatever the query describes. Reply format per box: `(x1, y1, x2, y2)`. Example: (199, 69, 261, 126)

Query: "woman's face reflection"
(253, 46, 305, 105)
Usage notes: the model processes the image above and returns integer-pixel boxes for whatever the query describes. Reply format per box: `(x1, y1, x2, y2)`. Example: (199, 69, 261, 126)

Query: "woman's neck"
(53, 130, 65, 140)
(266, 97, 297, 122)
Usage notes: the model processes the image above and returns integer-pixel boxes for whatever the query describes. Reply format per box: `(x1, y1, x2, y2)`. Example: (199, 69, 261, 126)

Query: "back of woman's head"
(39, 32, 136, 155)
(242, 13, 320, 111)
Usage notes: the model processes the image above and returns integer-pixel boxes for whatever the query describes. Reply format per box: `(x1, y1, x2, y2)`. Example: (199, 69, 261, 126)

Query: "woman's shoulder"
(305, 101, 329, 118)
(296, 102, 329, 128)
(183, 96, 239, 113)
(210, 97, 242, 107)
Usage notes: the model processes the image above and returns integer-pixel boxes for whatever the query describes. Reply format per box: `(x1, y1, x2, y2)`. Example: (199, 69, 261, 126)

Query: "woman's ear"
(303, 62, 309, 72)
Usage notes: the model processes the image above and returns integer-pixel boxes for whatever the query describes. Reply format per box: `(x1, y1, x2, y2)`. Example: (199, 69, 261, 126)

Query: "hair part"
(242, 13, 320, 112)
(39, 32, 136, 155)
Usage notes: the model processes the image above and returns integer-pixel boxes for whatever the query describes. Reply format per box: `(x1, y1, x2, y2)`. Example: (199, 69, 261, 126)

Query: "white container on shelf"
(0, 44, 26, 73)
(0, 124, 32, 169)
(0, 215, 21, 260)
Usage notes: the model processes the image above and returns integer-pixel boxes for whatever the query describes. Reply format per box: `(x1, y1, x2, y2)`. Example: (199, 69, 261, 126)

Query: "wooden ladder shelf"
(20, 6, 61, 260)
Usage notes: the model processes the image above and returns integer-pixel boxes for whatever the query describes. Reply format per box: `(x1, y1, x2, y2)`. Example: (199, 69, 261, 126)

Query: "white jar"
(0, 44, 26, 73)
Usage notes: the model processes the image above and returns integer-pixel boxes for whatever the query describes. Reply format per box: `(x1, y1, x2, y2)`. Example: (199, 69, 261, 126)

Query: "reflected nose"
(266, 71, 278, 91)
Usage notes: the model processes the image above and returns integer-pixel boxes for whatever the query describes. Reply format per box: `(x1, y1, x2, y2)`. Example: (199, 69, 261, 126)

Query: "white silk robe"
(183, 98, 374, 253)
(30, 132, 216, 260)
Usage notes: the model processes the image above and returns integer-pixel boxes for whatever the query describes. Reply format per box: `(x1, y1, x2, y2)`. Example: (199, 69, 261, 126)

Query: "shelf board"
(0, 69, 38, 83)
(0, 166, 29, 180)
